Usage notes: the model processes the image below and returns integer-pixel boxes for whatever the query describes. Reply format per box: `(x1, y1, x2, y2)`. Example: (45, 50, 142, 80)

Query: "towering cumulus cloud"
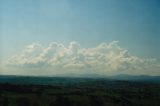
(4, 41, 159, 76)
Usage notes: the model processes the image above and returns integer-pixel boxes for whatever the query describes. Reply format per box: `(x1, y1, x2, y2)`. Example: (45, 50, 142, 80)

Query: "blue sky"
(0, 0, 160, 75)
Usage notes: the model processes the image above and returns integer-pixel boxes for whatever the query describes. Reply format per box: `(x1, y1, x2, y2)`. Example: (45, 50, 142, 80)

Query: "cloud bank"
(4, 41, 160, 76)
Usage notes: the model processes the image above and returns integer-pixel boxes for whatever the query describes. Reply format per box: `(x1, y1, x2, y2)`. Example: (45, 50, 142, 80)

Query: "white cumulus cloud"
(4, 41, 160, 76)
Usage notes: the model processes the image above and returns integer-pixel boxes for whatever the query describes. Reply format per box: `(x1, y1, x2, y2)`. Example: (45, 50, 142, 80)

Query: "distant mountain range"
(0, 74, 160, 85)
(55, 73, 160, 82)
(108, 74, 160, 82)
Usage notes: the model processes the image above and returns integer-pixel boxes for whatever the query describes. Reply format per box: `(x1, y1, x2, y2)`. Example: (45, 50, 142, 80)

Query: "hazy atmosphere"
(0, 0, 160, 76)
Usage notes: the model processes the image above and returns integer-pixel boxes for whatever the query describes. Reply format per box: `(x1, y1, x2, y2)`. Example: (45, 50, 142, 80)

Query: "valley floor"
(0, 81, 160, 106)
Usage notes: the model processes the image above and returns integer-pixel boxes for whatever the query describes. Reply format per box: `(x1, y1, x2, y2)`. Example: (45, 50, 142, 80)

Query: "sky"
(0, 0, 160, 76)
